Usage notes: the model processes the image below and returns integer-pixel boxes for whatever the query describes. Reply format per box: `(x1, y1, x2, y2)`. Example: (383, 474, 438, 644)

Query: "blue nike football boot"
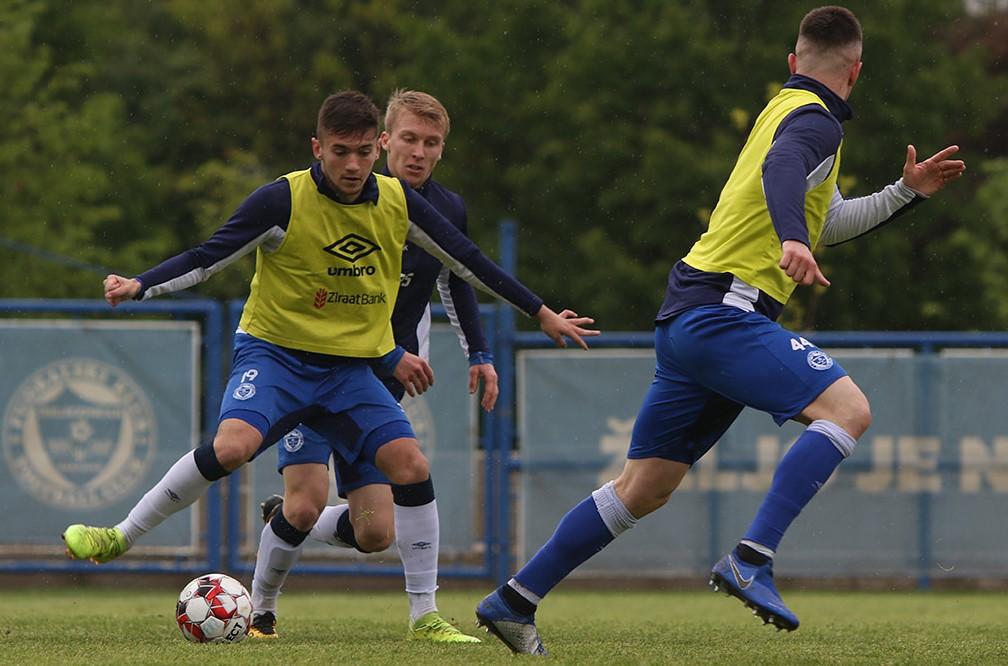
(475, 588, 548, 655)
(709, 552, 799, 631)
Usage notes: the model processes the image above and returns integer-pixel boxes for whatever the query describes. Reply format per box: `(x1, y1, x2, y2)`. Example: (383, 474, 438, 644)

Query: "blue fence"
(2, 224, 1008, 586)
(0, 299, 224, 574)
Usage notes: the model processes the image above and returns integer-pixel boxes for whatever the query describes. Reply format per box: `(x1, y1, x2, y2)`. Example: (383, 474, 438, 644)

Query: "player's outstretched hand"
(394, 352, 435, 397)
(536, 305, 600, 350)
(779, 240, 830, 288)
(902, 144, 966, 196)
(469, 363, 499, 412)
(103, 274, 141, 306)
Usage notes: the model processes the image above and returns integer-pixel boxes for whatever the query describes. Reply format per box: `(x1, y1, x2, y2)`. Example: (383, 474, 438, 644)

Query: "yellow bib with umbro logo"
(683, 88, 842, 305)
(239, 170, 408, 357)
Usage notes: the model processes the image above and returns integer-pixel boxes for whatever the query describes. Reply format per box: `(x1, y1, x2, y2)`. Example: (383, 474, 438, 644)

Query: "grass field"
(1, 587, 1004, 665)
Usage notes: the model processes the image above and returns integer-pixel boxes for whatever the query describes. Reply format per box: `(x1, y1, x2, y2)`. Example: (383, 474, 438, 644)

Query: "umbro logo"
(411, 541, 432, 551)
(323, 234, 380, 263)
(728, 555, 754, 589)
(164, 488, 181, 502)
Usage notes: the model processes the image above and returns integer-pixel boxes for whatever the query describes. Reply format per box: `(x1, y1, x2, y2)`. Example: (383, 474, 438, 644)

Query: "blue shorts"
(220, 334, 415, 467)
(630, 305, 847, 465)
(272, 351, 407, 498)
(276, 422, 391, 497)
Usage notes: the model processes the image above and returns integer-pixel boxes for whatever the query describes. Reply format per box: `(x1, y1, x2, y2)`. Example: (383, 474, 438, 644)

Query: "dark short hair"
(316, 91, 380, 139)
(799, 6, 863, 49)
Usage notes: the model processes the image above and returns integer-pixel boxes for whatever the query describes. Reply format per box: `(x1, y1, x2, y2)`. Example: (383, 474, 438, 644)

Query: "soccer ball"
(176, 573, 252, 644)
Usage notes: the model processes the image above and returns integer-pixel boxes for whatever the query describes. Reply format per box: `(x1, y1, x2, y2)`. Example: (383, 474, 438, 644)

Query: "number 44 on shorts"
(790, 337, 814, 351)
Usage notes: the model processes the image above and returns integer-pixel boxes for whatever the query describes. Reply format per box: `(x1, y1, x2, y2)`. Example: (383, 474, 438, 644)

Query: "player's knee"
(212, 427, 261, 471)
(839, 391, 872, 440)
(381, 446, 429, 486)
(212, 445, 245, 471)
(615, 475, 672, 518)
(355, 524, 394, 552)
(282, 502, 322, 533)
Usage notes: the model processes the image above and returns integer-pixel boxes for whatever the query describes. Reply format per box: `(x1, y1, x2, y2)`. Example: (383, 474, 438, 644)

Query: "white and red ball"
(176, 573, 252, 644)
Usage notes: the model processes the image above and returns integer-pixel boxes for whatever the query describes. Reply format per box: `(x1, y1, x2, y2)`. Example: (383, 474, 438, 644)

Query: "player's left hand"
(393, 352, 434, 397)
(469, 363, 499, 412)
(902, 144, 966, 196)
(536, 305, 600, 350)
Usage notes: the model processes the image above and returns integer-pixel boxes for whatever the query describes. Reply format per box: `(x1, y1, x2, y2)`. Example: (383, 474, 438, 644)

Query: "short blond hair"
(384, 89, 450, 137)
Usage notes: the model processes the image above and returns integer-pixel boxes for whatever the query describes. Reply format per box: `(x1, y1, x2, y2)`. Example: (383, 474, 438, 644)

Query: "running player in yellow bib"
(476, 6, 965, 654)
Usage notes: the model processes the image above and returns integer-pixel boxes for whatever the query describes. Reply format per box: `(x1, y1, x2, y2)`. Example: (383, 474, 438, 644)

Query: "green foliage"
(3, 0, 1005, 329)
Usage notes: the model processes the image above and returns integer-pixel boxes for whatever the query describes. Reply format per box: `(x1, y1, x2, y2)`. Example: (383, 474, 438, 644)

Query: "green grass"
(1, 587, 1004, 665)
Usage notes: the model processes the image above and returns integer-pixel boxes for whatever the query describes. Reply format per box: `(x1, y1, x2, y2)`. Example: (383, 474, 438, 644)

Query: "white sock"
(251, 521, 305, 615)
(592, 480, 638, 537)
(394, 499, 439, 623)
(115, 450, 211, 546)
(309, 504, 352, 547)
(408, 592, 437, 623)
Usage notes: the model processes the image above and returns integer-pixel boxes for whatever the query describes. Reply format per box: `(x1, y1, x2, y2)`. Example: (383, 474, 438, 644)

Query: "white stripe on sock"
(507, 578, 542, 605)
(591, 481, 638, 537)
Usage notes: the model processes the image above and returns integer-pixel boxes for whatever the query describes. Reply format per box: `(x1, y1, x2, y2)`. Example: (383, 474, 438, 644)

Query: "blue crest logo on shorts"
(233, 382, 256, 400)
(283, 429, 304, 453)
(807, 350, 834, 371)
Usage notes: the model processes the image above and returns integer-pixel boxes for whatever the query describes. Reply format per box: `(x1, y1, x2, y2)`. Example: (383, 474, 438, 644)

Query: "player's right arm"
(820, 145, 965, 247)
(103, 180, 292, 306)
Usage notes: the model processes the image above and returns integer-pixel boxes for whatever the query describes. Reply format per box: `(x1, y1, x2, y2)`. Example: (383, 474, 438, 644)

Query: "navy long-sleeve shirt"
(135, 164, 540, 367)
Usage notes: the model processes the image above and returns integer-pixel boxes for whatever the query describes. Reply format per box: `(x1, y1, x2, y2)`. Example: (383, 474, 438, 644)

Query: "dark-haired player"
(249, 89, 499, 642)
(63, 90, 598, 611)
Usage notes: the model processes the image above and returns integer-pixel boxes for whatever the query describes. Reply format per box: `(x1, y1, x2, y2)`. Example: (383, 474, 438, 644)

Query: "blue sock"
(743, 429, 845, 552)
(514, 496, 614, 598)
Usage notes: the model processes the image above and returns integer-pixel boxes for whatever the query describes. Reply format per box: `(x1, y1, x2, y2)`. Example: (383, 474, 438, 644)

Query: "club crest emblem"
(1, 358, 156, 509)
(233, 383, 256, 400)
(807, 350, 834, 371)
(283, 429, 304, 453)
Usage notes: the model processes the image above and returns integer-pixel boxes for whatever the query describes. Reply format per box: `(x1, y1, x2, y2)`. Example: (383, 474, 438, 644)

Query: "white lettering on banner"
(898, 436, 942, 492)
(855, 435, 894, 492)
(596, 430, 1008, 495)
(960, 437, 1008, 492)
(856, 436, 944, 492)
(597, 417, 634, 486)
(677, 448, 739, 492)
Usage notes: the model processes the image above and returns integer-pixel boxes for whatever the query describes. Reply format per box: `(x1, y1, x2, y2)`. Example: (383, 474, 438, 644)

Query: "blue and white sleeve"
(135, 179, 291, 300)
(820, 179, 925, 246)
(402, 184, 544, 317)
(437, 266, 492, 363)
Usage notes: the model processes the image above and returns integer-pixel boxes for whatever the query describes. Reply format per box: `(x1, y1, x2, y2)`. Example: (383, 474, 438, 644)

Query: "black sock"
(500, 583, 537, 617)
(391, 476, 435, 506)
(335, 508, 365, 552)
(192, 445, 229, 481)
(734, 543, 770, 566)
(270, 509, 310, 547)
